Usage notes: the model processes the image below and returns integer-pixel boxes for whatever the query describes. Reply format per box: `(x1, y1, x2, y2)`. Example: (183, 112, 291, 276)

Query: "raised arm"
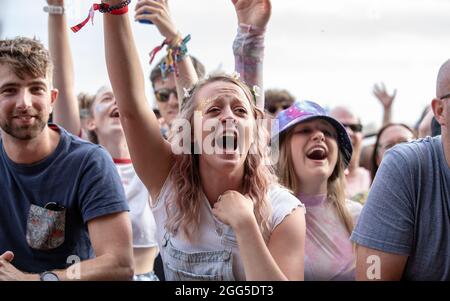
(103, 0, 173, 197)
(47, 0, 81, 136)
(417, 105, 433, 138)
(373, 83, 396, 127)
(135, 0, 198, 107)
(232, 0, 271, 109)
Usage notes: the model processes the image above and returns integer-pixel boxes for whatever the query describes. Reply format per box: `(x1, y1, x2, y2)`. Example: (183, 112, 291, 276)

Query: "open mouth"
(215, 133, 238, 152)
(110, 108, 120, 118)
(306, 146, 328, 160)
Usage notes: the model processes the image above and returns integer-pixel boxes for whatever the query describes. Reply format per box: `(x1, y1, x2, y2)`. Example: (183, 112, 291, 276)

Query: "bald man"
(329, 107, 371, 201)
(350, 59, 450, 280)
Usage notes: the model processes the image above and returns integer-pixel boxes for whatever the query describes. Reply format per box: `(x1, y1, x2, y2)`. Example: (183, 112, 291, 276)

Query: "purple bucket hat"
(272, 100, 353, 167)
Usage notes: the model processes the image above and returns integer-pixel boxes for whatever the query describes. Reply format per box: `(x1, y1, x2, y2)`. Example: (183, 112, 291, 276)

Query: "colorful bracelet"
(169, 35, 191, 63)
(71, 0, 131, 33)
(149, 34, 191, 79)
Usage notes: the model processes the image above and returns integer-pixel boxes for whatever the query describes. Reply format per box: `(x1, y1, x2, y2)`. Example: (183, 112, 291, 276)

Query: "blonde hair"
(77, 92, 97, 143)
(277, 127, 354, 234)
(165, 74, 276, 241)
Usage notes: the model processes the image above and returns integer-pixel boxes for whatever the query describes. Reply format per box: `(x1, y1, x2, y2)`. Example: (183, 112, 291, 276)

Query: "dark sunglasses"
(343, 123, 363, 133)
(154, 88, 178, 103)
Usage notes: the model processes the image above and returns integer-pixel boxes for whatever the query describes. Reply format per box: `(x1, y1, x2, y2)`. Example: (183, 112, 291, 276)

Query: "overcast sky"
(3, 0, 450, 131)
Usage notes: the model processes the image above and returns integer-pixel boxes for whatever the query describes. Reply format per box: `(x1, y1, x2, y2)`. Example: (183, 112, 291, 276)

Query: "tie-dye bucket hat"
(272, 100, 353, 167)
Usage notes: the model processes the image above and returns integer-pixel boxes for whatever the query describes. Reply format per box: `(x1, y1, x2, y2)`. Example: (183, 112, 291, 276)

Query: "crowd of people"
(0, 0, 449, 281)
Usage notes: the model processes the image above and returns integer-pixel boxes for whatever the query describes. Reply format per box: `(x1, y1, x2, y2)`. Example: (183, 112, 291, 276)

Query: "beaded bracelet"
(98, 0, 131, 14)
(71, 0, 131, 33)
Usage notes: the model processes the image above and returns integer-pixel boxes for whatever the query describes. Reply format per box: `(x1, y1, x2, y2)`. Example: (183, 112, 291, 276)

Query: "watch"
(39, 271, 60, 281)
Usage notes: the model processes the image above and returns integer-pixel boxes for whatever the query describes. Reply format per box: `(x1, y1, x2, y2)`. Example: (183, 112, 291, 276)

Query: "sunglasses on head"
(154, 88, 178, 103)
(343, 123, 363, 133)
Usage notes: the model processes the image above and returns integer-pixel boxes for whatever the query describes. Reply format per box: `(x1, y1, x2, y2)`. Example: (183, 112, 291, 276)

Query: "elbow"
(118, 261, 135, 281)
(114, 253, 135, 281)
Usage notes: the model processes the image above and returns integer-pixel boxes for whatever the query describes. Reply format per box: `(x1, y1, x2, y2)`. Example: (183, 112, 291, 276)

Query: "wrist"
(43, 5, 65, 15)
(231, 213, 257, 232)
(238, 23, 266, 34)
(23, 273, 40, 281)
(166, 32, 183, 48)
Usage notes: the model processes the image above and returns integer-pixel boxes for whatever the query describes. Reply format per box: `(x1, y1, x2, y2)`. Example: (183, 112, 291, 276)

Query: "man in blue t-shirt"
(351, 59, 450, 280)
(0, 37, 133, 281)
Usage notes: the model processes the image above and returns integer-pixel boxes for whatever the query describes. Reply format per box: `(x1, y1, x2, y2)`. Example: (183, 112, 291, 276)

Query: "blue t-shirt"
(0, 125, 129, 273)
(351, 135, 450, 280)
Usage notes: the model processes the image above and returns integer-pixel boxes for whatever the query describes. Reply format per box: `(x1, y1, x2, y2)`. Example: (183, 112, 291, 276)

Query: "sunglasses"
(342, 123, 363, 133)
(154, 88, 178, 103)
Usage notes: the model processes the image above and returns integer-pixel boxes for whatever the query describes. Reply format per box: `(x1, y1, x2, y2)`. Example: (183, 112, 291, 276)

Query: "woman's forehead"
(295, 118, 334, 129)
(380, 125, 414, 141)
(198, 81, 248, 99)
(94, 87, 113, 100)
(196, 81, 251, 108)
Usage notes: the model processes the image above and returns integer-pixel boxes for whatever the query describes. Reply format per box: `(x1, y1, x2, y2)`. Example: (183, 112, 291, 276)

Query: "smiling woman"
(274, 100, 362, 280)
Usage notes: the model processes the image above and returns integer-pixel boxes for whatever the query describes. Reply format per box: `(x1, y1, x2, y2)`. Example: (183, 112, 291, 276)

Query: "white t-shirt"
(114, 159, 158, 248)
(152, 179, 304, 281)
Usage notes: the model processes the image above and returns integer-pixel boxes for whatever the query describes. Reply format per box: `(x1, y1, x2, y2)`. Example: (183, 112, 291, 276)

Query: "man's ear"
(432, 98, 446, 126)
(49, 88, 59, 115)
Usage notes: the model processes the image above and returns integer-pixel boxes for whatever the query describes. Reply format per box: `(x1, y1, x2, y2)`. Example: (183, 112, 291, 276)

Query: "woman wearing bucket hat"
(273, 100, 363, 280)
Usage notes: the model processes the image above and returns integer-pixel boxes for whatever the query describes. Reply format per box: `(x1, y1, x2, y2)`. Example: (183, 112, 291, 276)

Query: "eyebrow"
(0, 82, 20, 90)
(100, 92, 114, 98)
(0, 80, 47, 90)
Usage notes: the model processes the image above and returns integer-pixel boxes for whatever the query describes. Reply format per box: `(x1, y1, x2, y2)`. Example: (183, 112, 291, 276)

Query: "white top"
(115, 160, 158, 248)
(152, 178, 305, 281)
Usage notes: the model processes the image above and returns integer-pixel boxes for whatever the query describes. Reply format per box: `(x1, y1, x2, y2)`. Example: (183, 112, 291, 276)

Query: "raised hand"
(231, 0, 271, 28)
(135, 0, 180, 45)
(373, 82, 396, 110)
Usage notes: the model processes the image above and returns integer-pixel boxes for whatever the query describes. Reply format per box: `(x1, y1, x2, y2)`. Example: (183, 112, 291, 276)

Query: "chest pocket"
(26, 204, 66, 250)
(161, 233, 235, 281)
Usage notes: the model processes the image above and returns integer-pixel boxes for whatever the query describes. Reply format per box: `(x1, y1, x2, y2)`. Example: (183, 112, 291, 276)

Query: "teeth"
(307, 146, 327, 160)
(308, 147, 324, 155)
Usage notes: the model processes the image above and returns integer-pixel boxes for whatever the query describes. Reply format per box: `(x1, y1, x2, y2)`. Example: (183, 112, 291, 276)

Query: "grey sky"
(2, 0, 450, 130)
